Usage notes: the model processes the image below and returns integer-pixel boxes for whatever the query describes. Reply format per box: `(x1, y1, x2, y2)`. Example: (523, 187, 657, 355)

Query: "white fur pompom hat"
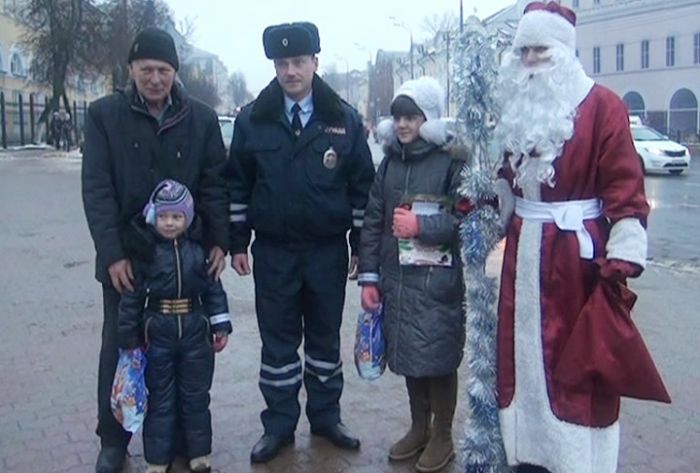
(376, 76, 450, 146)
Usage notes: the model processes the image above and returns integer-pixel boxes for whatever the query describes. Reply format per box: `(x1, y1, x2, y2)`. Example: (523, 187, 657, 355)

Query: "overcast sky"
(164, 0, 515, 94)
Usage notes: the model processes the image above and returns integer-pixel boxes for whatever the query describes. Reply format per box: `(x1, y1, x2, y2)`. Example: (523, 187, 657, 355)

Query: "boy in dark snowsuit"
(117, 179, 232, 473)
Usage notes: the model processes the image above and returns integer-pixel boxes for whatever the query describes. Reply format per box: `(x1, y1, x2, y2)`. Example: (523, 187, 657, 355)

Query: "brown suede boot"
(389, 377, 431, 461)
(415, 372, 457, 472)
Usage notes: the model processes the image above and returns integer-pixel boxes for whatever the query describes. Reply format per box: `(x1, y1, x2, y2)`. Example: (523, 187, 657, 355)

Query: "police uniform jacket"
(228, 75, 375, 254)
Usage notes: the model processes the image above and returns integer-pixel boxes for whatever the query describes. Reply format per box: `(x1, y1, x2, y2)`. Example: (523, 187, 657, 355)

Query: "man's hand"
(393, 208, 419, 239)
(231, 253, 251, 276)
(207, 246, 226, 281)
(348, 255, 358, 280)
(108, 259, 134, 294)
(361, 285, 381, 311)
(213, 332, 228, 352)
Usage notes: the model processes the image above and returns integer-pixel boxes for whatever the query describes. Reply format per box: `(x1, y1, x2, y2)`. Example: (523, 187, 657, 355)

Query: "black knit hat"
(263, 22, 321, 59)
(128, 27, 179, 70)
(390, 95, 425, 119)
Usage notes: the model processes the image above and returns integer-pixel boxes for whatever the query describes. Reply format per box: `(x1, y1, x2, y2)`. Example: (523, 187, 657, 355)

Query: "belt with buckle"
(147, 297, 202, 315)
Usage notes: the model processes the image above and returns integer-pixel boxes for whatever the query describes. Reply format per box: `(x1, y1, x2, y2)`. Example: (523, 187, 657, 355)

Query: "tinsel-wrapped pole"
(451, 16, 514, 473)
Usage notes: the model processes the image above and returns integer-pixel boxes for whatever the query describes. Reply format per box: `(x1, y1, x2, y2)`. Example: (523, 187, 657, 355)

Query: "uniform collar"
(284, 91, 313, 115)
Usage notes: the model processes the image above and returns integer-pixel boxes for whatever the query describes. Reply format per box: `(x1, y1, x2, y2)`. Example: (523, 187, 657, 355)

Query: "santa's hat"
(513, 1, 577, 52)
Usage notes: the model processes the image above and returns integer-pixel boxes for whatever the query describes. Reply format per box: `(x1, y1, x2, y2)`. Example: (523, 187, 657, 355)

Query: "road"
(0, 148, 697, 472)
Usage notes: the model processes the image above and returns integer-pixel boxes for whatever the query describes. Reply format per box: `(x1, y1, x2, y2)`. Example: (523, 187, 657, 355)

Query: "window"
(641, 40, 649, 69)
(575, 48, 579, 58)
(573, 0, 579, 7)
(694, 33, 700, 64)
(666, 36, 675, 67)
(616, 43, 624, 71)
(593, 46, 601, 74)
(10, 52, 24, 77)
(594, 0, 600, 4)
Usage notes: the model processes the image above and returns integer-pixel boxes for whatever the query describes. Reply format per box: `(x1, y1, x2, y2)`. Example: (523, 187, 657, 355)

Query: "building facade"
(0, 0, 109, 146)
(562, 0, 700, 142)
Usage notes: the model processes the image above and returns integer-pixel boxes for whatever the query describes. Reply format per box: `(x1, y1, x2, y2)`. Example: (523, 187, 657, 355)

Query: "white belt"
(515, 197, 602, 259)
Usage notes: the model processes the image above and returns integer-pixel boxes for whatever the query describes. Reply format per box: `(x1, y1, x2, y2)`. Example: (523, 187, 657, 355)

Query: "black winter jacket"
(358, 137, 467, 377)
(228, 75, 375, 254)
(117, 218, 232, 350)
(81, 82, 229, 284)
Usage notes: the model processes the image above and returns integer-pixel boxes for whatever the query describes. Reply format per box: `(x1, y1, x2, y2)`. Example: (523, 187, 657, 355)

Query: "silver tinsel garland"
(451, 15, 515, 473)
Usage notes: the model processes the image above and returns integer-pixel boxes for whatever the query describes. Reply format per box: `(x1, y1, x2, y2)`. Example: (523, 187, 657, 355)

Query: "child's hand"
(393, 208, 419, 238)
(213, 332, 228, 352)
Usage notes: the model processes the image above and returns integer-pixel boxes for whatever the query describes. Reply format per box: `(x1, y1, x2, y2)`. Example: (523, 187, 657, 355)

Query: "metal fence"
(0, 91, 88, 149)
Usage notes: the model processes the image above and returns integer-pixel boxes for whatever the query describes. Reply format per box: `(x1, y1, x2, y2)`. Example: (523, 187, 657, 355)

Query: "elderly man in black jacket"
(228, 22, 375, 463)
(81, 27, 229, 473)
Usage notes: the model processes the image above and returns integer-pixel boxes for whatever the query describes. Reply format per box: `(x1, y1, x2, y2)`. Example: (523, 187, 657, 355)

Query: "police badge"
(323, 147, 338, 169)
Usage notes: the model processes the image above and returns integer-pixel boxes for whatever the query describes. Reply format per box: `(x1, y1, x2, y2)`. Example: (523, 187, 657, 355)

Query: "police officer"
(228, 22, 375, 463)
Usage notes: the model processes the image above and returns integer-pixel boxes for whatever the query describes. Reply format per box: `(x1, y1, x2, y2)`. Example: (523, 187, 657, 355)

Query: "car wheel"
(669, 169, 684, 175)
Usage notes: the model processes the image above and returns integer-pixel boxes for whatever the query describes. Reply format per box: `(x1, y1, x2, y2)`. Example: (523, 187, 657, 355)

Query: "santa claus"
(493, 2, 669, 473)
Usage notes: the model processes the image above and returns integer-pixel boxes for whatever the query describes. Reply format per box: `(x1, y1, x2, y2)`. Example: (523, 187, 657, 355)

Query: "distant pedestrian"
(358, 76, 467, 472)
(118, 179, 232, 473)
(227, 21, 375, 463)
(82, 27, 229, 473)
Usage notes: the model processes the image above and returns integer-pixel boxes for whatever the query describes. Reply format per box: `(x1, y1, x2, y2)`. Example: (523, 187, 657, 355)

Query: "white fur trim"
(513, 9, 576, 52)
(394, 76, 444, 120)
(606, 217, 647, 268)
(376, 118, 395, 146)
(210, 313, 231, 325)
(419, 119, 449, 146)
(500, 180, 620, 473)
(494, 178, 515, 233)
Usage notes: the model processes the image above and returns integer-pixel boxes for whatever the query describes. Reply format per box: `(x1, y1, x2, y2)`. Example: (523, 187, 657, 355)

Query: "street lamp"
(354, 42, 373, 120)
(389, 16, 414, 79)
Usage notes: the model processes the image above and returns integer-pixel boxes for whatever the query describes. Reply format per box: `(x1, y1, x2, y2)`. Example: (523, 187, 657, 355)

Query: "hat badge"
(282, 37, 289, 47)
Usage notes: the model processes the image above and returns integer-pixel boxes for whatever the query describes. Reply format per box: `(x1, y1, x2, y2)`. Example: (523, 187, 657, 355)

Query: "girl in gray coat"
(358, 77, 467, 473)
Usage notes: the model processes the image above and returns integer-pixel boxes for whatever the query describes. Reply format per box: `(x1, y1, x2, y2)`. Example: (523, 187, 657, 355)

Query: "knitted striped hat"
(142, 179, 194, 227)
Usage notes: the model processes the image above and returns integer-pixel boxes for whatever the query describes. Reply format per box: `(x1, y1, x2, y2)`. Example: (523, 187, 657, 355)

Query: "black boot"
(95, 445, 126, 473)
(250, 433, 294, 463)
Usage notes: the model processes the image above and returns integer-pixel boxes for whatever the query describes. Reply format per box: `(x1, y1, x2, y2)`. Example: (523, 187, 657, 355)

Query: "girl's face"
(394, 114, 426, 144)
(155, 210, 187, 239)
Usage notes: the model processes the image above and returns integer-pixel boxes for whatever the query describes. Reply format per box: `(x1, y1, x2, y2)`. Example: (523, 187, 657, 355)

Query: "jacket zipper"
(395, 152, 412, 369)
(174, 239, 183, 339)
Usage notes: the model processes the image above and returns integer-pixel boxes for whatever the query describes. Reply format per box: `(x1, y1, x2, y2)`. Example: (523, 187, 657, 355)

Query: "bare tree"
(228, 71, 251, 108)
(421, 12, 459, 40)
(22, 0, 97, 116)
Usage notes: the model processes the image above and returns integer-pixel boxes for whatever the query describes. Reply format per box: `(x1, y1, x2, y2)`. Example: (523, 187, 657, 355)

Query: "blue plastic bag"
(111, 348, 148, 433)
(354, 304, 386, 381)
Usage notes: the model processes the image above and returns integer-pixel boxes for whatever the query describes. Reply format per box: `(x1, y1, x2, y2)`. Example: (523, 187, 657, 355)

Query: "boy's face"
(394, 114, 426, 144)
(155, 210, 187, 239)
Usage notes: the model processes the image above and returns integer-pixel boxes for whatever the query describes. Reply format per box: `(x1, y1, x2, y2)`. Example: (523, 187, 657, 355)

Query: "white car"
(218, 116, 235, 153)
(631, 125, 691, 175)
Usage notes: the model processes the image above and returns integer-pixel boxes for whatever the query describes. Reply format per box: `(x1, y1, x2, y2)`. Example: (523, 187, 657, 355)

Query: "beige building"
(563, 0, 700, 142)
(0, 0, 109, 146)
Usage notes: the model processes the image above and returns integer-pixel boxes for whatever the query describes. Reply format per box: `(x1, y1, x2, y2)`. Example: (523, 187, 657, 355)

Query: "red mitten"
(597, 258, 643, 282)
(361, 285, 381, 311)
(393, 208, 419, 238)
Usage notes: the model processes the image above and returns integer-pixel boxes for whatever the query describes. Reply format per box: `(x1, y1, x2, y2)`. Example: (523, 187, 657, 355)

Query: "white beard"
(494, 46, 593, 189)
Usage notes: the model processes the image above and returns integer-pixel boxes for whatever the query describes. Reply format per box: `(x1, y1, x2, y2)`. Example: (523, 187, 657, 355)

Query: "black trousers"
(143, 313, 215, 465)
(96, 286, 132, 449)
(252, 236, 348, 436)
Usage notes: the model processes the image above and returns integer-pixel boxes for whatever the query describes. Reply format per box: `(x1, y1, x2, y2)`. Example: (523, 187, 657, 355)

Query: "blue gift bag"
(111, 348, 148, 433)
(354, 304, 386, 381)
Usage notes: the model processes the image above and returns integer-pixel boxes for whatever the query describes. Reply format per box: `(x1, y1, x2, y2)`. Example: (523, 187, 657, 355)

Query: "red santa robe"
(496, 83, 652, 473)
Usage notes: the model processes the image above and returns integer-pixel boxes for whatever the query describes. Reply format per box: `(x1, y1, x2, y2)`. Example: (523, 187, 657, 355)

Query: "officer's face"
(393, 114, 426, 144)
(129, 59, 176, 106)
(274, 55, 318, 100)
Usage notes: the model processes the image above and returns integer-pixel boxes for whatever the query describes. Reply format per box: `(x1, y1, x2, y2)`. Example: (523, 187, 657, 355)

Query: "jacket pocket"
(425, 266, 463, 304)
(307, 136, 350, 188)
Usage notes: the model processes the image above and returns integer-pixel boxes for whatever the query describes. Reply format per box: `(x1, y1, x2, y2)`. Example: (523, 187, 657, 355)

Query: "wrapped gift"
(111, 348, 148, 433)
(354, 305, 386, 381)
